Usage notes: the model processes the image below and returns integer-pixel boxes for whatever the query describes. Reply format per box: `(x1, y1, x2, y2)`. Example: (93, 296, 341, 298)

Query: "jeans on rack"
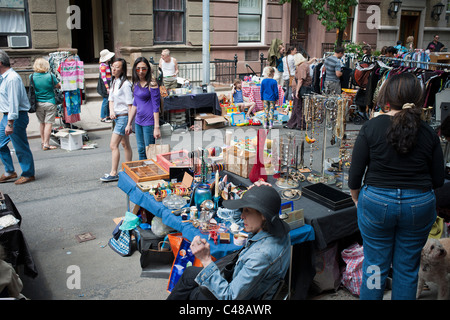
(135, 123, 155, 160)
(357, 185, 436, 300)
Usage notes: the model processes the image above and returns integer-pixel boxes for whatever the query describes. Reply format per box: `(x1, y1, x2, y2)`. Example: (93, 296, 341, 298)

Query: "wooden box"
(156, 150, 191, 173)
(224, 146, 256, 179)
(122, 159, 169, 183)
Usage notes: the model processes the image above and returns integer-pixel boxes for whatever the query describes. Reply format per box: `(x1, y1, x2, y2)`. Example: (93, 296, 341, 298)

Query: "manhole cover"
(75, 232, 96, 243)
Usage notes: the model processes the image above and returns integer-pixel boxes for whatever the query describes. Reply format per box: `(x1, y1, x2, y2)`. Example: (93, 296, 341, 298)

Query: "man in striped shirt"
(324, 47, 345, 95)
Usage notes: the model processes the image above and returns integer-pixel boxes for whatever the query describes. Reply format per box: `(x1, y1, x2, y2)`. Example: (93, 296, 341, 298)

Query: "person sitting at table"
(231, 78, 256, 118)
(167, 183, 291, 300)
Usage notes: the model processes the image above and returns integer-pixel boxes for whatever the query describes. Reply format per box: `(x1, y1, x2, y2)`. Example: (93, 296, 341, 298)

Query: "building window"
(0, 0, 30, 48)
(238, 0, 262, 43)
(154, 0, 185, 44)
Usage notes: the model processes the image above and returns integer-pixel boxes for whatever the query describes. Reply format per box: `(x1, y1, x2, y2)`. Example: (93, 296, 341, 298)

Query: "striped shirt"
(99, 62, 112, 90)
(324, 55, 343, 82)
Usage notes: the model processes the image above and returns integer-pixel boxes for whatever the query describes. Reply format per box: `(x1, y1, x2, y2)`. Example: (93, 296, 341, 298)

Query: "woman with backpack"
(126, 57, 161, 160)
(97, 49, 115, 123)
(30, 58, 61, 150)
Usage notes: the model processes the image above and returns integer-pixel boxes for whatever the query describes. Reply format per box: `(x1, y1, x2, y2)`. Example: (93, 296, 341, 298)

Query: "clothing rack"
(377, 56, 450, 69)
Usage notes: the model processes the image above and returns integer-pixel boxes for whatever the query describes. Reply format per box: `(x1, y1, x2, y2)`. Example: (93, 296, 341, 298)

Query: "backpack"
(352, 62, 375, 89)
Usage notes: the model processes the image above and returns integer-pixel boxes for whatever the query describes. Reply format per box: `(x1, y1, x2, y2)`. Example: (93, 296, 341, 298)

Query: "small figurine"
(209, 230, 218, 245)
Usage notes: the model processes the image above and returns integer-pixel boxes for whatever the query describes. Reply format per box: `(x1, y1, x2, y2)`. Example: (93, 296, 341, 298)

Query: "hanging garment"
(60, 58, 84, 91)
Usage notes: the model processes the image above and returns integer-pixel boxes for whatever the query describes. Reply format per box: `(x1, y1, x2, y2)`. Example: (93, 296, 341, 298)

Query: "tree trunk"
(336, 28, 344, 47)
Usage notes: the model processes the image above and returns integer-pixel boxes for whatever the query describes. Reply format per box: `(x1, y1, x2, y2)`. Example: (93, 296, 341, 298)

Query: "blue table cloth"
(118, 171, 315, 259)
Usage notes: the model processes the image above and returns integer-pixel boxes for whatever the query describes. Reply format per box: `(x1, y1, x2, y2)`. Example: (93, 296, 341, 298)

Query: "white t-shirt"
(160, 57, 176, 80)
(282, 55, 296, 80)
(108, 79, 133, 115)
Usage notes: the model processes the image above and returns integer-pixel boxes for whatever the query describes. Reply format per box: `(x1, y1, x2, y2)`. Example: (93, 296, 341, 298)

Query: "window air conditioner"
(7, 35, 29, 48)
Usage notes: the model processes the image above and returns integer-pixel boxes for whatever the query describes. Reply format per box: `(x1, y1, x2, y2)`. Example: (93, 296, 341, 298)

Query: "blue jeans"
(100, 97, 110, 119)
(135, 123, 155, 160)
(0, 112, 35, 177)
(358, 185, 436, 300)
(113, 116, 128, 136)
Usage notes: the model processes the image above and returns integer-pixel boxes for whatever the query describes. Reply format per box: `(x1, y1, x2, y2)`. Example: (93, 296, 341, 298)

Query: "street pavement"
(2, 100, 439, 301)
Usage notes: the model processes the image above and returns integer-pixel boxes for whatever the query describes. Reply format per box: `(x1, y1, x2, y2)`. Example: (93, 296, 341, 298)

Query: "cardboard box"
(54, 129, 86, 151)
(224, 146, 256, 178)
(194, 113, 226, 130)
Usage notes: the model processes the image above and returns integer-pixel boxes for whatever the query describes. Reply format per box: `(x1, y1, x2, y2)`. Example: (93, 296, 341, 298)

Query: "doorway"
(70, 0, 113, 63)
(290, 1, 308, 56)
(399, 10, 420, 49)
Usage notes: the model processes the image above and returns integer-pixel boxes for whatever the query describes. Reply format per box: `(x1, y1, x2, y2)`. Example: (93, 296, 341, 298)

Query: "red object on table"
(249, 129, 268, 183)
(242, 84, 284, 112)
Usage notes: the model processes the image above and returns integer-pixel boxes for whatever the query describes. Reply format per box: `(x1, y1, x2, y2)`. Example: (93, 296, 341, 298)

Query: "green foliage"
(342, 42, 364, 58)
(279, 0, 358, 45)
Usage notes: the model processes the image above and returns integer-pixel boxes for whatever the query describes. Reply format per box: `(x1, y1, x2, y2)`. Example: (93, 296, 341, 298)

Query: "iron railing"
(149, 55, 238, 86)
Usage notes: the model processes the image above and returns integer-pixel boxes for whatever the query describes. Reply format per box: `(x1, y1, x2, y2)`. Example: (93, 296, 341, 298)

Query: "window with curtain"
(0, 0, 29, 48)
(238, 0, 262, 42)
(154, 0, 185, 44)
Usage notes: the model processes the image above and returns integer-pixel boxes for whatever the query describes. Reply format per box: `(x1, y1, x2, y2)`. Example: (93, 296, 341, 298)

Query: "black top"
(427, 41, 444, 52)
(348, 115, 445, 190)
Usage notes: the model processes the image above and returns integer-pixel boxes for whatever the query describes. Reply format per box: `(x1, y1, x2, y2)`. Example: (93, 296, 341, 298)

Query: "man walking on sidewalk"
(0, 50, 35, 185)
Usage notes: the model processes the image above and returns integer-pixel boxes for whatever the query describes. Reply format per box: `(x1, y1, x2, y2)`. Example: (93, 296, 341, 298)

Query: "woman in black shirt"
(348, 73, 444, 300)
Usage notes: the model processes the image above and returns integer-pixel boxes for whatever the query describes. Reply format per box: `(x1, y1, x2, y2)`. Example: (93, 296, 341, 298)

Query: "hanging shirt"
(60, 59, 84, 91)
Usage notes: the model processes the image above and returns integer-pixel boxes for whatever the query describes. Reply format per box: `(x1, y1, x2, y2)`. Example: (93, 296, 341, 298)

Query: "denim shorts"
(113, 115, 128, 136)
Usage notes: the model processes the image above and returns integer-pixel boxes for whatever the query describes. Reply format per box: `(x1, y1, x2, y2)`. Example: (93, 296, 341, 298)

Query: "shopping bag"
(167, 233, 184, 257)
(108, 230, 133, 257)
(146, 140, 170, 161)
(167, 238, 196, 292)
(167, 233, 204, 268)
(119, 211, 141, 231)
(140, 241, 174, 269)
(341, 243, 364, 296)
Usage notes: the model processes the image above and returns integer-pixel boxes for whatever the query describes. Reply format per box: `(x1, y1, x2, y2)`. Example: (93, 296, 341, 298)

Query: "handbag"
(108, 229, 133, 257)
(51, 75, 64, 105)
(286, 57, 295, 87)
(299, 86, 312, 97)
(215, 248, 244, 282)
(140, 241, 174, 269)
(27, 74, 37, 113)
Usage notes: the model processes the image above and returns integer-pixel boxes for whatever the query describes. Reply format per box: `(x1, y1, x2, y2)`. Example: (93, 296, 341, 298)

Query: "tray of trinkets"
(122, 159, 170, 183)
(302, 183, 354, 211)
